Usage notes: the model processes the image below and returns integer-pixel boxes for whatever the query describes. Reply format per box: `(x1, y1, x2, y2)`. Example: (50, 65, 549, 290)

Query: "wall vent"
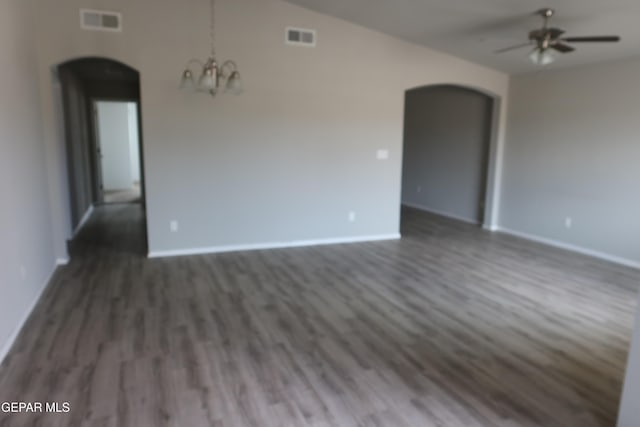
(286, 27, 316, 47)
(80, 9, 122, 32)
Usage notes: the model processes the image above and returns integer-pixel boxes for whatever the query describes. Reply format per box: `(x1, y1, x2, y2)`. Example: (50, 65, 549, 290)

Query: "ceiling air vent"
(80, 9, 122, 32)
(286, 27, 316, 47)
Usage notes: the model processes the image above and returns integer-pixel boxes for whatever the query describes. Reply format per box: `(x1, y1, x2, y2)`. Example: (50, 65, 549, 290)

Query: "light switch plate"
(376, 149, 389, 160)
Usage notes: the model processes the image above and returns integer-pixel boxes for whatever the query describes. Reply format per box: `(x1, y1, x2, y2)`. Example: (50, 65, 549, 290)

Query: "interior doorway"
(95, 101, 142, 204)
(400, 84, 495, 230)
(58, 57, 147, 254)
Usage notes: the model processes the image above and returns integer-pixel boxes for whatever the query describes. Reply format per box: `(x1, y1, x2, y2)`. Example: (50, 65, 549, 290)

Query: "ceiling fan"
(495, 8, 621, 65)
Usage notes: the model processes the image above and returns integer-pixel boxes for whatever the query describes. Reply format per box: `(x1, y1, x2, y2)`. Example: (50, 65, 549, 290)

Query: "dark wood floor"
(0, 204, 638, 427)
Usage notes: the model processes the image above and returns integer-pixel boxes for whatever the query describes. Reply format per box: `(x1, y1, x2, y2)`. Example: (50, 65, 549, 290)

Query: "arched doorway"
(400, 84, 498, 231)
(58, 57, 147, 254)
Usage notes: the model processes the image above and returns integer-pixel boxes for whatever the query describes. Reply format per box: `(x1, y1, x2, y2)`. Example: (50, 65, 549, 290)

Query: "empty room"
(1, 0, 639, 426)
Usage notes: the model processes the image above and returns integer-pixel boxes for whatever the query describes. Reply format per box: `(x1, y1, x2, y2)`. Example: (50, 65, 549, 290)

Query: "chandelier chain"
(209, 0, 216, 57)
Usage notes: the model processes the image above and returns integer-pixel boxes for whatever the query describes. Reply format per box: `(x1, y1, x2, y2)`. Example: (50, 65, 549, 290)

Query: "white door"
(97, 101, 134, 191)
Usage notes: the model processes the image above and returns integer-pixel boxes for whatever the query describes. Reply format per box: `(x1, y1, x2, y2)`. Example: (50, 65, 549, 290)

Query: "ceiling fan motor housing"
(529, 27, 565, 49)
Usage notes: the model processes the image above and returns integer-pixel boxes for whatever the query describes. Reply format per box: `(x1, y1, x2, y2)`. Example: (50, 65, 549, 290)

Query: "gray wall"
(402, 86, 493, 223)
(0, 0, 57, 360)
(33, 0, 509, 257)
(59, 67, 94, 229)
(501, 57, 640, 265)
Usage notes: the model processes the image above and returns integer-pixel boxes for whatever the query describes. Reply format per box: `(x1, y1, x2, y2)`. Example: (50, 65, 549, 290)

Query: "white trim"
(73, 204, 94, 236)
(0, 262, 59, 365)
(148, 233, 401, 259)
(496, 227, 640, 270)
(485, 95, 507, 231)
(402, 202, 480, 225)
(56, 257, 70, 266)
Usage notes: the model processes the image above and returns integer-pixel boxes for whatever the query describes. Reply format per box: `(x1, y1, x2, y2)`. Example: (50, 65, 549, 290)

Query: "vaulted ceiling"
(285, 0, 640, 74)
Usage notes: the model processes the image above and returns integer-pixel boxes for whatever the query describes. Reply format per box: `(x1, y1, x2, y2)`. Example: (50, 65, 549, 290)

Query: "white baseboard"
(496, 227, 640, 270)
(402, 202, 481, 225)
(0, 261, 60, 366)
(148, 233, 402, 259)
(73, 204, 94, 236)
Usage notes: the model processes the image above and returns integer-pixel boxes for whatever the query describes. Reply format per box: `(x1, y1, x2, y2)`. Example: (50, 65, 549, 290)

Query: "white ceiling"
(284, 0, 640, 74)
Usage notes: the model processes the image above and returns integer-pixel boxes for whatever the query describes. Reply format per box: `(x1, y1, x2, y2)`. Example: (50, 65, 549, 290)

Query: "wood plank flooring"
(0, 204, 638, 427)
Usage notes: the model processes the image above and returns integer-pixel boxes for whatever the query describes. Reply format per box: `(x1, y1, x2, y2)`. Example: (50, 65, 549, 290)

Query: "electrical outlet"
(376, 149, 389, 160)
(348, 211, 356, 222)
(170, 220, 179, 232)
(19, 265, 27, 281)
(565, 217, 572, 229)
(417, 186, 422, 193)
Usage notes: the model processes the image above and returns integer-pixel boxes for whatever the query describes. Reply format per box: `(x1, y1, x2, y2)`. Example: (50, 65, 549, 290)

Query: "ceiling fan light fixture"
(529, 47, 556, 66)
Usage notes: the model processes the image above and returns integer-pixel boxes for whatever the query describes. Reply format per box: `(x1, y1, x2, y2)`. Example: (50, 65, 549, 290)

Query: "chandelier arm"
(219, 60, 238, 78)
(184, 59, 205, 70)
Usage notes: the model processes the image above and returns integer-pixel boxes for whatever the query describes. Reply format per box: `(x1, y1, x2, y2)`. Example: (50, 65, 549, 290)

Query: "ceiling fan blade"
(494, 42, 532, 54)
(551, 43, 575, 53)
(561, 36, 620, 43)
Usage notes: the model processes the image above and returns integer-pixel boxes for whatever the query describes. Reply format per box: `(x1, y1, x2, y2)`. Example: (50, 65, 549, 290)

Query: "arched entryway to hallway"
(400, 84, 500, 233)
(57, 57, 147, 255)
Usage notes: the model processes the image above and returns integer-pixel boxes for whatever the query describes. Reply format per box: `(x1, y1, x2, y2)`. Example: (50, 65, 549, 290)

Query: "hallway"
(0, 206, 638, 426)
(69, 203, 147, 257)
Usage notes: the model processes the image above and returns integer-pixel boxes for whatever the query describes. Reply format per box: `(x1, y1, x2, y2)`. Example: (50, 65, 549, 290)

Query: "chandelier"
(179, 0, 242, 96)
